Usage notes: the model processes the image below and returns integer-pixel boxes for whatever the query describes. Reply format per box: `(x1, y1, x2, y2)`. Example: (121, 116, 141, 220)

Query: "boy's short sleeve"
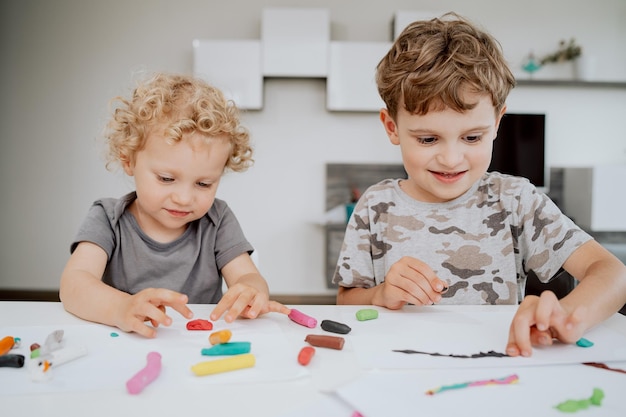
(70, 198, 120, 257)
(332, 208, 377, 288)
(513, 182, 592, 283)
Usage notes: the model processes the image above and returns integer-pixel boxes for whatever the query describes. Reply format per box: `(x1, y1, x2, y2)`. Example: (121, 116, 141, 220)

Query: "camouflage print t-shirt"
(332, 173, 592, 305)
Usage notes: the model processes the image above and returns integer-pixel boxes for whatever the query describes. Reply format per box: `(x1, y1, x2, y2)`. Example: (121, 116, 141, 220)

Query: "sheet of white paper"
(335, 364, 626, 417)
(276, 393, 356, 417)
(0, 316, 307, 396)
(335, 307, 626, 369)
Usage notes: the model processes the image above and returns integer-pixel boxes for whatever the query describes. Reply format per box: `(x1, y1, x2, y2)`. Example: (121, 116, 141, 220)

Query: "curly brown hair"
(104, 72, 252, 172)
(376, 12, 516, 119)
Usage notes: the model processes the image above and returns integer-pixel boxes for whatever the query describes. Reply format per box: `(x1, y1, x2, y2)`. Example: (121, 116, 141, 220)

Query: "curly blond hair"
(376, 13, 516, 119)
(104, 72, 252, 172)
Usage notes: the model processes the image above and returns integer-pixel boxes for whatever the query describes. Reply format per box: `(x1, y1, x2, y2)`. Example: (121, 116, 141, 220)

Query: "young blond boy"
(60, 73, 288, 338)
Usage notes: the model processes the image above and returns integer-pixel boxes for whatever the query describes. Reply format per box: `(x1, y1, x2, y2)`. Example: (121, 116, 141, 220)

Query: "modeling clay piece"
(288, 309, 317, 328)
(576, 337, 594, 348)
(126, 352, 162, 395)
(393, 349, 509, 358)
(191, 353, 256, 376)
(297, 346, 316, 366)
(186, 319, 213, 330)
(356, 309, 378, 321)
(320, 319, 352, 334)
(583, 362, 626, 374)
(30, 359, 52, 382)
(555, 388, 604, 413)
(305, 334, 345, 350)
(46, 345, 88, 367)
(0, 336, 16, 355)
(201, 342, 251, 356)
(209, 329, 232, 345)
(425, 374, 519, 395)
(41, 330, 64, 354)
(0, 354, 25, 368)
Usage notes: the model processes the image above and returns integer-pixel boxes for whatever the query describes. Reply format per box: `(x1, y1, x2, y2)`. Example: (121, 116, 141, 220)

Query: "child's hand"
(116, 288, 193, 338)
(210, 283, 290, 322)
(374, 256, 448, 309)
(506, 291, 586, 357)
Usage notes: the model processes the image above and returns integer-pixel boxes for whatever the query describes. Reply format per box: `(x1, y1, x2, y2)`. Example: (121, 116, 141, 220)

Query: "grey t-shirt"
(71, 192, 253, 304)
(332, 173, 592, 304)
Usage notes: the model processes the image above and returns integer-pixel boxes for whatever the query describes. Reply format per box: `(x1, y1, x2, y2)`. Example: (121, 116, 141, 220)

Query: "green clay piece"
(30, 348, 40, 359)
(110, 332, 119, 337)
(590, 388, 604, 406)
(555, 399, 590, 412)
(576, 337, 594, 348)
(356, 309, 378, 321)
(555, 388, 605, 413)
(201, 342, 251, 356)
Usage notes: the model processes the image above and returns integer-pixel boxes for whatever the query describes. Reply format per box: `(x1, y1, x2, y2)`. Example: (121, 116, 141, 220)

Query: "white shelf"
(192, 40, 263, 110)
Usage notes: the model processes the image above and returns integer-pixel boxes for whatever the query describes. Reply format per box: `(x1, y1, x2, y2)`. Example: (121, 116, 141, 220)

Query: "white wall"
(1, 0, 625, 296)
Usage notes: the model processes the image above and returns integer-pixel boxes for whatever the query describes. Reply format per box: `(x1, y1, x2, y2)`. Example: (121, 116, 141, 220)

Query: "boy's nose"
(437, 145, 464, 168)
(171, 185, 193, 205)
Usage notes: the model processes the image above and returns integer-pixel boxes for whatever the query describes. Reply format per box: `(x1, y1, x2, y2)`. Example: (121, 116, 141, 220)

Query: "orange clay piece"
(209, 329, 232, 345)
(0, 336, 15, 355)
(298, 346, 316, 366)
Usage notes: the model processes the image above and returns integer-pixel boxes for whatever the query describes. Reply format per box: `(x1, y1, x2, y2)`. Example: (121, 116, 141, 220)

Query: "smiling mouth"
(431, 171, 466, 178)
(430, 171, 467, 184)
(167, 209, 191, 217)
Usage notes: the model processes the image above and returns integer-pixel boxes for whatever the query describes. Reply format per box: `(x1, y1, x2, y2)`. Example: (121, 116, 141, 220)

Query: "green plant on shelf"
(540, 38, 582, 65)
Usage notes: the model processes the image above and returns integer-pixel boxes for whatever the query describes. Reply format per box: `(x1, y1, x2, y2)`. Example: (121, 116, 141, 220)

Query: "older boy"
(333, 13, 626, 357)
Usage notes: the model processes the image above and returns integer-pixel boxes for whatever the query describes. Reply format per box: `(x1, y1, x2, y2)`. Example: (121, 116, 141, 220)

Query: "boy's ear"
(380, 109, 400, 145)
(494, 105, 507, 138)
(121, 156, 134, 176)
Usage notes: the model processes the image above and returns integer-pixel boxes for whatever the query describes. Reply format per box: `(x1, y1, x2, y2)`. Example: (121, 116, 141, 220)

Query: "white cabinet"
(192, 40, 263, 110)
(326, 42, 390, 111)
(563, 166, 626, 231)
(261, 8, 330, 77)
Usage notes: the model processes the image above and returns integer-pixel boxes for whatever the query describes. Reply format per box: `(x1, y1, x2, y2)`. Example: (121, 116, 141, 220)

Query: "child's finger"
(534, 291, 560, 332)
(530, 326, 554, 346)
(506, 300, 537, 357)
(135, 323, 158, 338)
(163, 301, 193, 321)
(210, 296, 233, 321)
(266, 300, 291, 315)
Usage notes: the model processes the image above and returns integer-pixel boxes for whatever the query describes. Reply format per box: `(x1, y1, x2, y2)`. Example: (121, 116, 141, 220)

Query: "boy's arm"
(211, 253, 290, 322)
(337, 285, 384, 305)
(60, 242, 192, 337)
(561, 239, 626, 323)
(508, 240, 626, 356)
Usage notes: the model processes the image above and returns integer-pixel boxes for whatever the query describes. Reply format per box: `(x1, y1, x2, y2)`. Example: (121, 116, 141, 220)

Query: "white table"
(1, 302, 625, 417)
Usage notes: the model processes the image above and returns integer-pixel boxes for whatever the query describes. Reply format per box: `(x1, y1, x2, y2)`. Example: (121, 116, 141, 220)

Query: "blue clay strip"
(201, 342, 251, 356)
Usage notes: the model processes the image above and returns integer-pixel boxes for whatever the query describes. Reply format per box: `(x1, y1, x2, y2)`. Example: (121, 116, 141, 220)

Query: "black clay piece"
(320, 319, 352, 334)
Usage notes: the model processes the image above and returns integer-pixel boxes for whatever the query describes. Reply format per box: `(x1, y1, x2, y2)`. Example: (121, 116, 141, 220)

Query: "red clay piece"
(298, 346, 316, 365)
(186, 319, 213, 330)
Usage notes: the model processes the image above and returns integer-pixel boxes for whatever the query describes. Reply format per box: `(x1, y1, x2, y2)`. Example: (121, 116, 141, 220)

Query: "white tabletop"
(1, 302, 625, 417)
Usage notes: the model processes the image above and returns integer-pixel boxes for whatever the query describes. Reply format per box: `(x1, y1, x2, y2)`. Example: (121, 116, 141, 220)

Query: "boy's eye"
(197, 182, 212, 188)
(159, 176, 174, 183)
(417, 136, 437, 145)
(464, 135, 482, 143)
